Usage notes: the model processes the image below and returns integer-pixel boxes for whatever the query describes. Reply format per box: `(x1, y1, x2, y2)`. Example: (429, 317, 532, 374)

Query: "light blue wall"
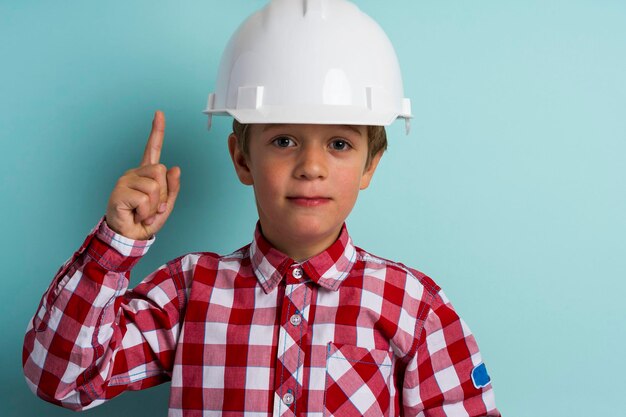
(1, 1, 624, 415)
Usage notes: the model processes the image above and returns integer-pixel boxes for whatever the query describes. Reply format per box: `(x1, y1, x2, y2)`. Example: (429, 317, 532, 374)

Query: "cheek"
(251, 163, 283, 197)
(335, 168, 365, 198)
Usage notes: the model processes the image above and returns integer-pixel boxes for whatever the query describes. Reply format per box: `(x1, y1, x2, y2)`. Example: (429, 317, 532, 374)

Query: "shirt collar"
(249, 222, 357, 294)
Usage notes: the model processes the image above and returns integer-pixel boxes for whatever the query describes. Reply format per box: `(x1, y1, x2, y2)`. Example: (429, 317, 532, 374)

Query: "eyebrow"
(262, 124, 363, 136)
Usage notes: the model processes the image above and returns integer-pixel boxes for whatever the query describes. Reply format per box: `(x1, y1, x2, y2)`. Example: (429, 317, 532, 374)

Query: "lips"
(287, 196, 332, 207)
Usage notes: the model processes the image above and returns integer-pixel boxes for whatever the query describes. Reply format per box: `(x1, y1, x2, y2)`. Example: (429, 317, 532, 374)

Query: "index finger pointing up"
(141, 110, 166, 166)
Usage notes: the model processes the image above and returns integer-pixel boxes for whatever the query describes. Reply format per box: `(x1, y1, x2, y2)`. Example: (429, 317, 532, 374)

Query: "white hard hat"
(204, 0, 412, 133)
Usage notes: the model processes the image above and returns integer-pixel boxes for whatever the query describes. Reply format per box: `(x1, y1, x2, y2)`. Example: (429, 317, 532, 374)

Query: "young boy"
(23, 1, 500, 416)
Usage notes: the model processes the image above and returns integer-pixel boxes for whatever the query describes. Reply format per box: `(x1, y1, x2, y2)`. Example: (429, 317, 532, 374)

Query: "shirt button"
(290, 313, 302, 326)
(292, 267, 303, 279)
(283, 391, 294, 406)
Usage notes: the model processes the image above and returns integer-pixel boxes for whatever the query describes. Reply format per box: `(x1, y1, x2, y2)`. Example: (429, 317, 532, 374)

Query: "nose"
(294, 143, 328, 180)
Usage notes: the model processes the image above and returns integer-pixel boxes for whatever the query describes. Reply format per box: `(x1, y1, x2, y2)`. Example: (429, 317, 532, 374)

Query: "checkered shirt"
(23, 217, 500, 416)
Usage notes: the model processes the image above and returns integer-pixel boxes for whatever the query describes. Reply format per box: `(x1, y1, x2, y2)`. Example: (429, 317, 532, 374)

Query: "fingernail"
(145, 217, 155, 226)
(158, 203, 167, 213)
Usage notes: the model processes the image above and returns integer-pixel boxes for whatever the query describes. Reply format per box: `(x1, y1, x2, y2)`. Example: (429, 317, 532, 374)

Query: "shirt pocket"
(323, 342, 393, 417)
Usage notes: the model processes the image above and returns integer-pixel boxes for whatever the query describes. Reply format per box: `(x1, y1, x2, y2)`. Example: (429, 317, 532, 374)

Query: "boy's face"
(228, 123, 382, 261)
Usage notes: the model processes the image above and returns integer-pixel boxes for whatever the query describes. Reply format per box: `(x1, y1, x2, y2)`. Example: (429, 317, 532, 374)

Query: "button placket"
(273, 280, 312, 417)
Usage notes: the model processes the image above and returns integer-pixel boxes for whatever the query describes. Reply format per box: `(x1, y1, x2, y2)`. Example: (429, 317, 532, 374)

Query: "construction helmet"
(204, 0, 412, 133)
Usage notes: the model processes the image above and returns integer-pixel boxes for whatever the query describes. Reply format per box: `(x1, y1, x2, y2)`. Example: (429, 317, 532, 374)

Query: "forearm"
(22, 218, 153, 410)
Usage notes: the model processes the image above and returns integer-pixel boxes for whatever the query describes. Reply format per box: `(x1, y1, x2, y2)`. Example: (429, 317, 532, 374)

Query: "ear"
(228, 133, 254, 185)
(359, 151, 383, 190)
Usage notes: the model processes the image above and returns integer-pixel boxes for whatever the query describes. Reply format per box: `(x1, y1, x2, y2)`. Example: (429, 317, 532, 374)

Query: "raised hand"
(105, 111, 181, 240)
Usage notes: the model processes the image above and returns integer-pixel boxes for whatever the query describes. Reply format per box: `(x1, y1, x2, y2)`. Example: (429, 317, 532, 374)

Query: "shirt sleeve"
(402, 290, 500, 417)
(22, 217, 188, 411)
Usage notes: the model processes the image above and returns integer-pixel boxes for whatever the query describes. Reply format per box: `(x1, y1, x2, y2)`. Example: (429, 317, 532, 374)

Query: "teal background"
(1, 0, 624, 415)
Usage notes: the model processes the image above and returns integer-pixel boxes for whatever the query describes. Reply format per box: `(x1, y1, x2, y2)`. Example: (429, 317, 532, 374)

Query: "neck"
(259, 224, 342, 263)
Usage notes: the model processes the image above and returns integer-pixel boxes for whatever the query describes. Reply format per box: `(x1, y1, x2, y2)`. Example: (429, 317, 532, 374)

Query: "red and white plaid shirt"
(23, 218, 500, 416)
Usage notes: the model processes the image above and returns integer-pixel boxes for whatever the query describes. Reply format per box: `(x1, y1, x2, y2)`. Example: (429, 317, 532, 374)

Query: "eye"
(272, 136, 296, 148)
(329, 138, 351, 151)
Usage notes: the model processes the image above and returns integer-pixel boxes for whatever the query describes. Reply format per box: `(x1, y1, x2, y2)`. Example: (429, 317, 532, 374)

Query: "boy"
(23, 1, 500, 416)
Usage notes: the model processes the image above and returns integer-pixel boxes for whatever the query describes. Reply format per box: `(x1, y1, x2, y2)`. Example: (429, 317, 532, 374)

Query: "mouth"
(286, 196, 332, 207)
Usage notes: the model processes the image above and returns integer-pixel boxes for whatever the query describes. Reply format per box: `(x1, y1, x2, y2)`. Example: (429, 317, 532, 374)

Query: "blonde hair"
(232, 119, 387, 167)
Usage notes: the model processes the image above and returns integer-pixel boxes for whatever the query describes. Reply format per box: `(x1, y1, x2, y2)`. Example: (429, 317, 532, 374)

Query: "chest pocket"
(323, 342, 393, 417)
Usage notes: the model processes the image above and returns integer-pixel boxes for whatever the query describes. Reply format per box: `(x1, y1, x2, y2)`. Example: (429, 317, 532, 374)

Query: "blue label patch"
(471, 363, 491, 389)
